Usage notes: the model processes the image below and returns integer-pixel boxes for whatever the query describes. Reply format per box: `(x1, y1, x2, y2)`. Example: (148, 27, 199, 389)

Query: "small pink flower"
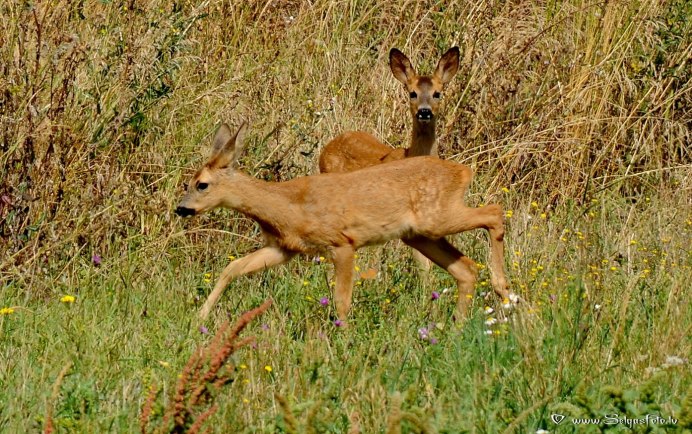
(319, 297, 329, 306)
(92, 254, 102, 266)
(199, 326, 209, 334)
(431, 291, 440, 300)
(333, 320, 343, 327)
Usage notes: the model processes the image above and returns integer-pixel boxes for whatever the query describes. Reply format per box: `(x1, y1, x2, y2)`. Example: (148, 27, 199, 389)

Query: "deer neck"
(407, 117, 437, 157)
(223, 173, 294, 226)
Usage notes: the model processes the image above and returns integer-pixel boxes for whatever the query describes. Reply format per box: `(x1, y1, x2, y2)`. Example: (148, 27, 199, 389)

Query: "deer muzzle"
(175, 206, 196, 217)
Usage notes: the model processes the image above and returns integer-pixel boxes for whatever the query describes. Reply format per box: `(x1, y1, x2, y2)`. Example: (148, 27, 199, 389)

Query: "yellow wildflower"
(0, 307, 15, 315)
(264, 365, 272, 373)
(60, 295, 76, 304)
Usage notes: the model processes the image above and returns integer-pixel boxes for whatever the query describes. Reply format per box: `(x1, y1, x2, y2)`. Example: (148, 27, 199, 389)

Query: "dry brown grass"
(2, 2, 688, 283)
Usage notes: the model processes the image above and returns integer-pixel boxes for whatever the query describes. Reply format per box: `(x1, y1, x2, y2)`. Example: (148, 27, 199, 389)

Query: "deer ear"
(434, 47, 460, 84)
(230, 121, 248, 166)
(389, 48, 416, 85)
(209, 121, 249, 169)
(211, 123, 234, 156)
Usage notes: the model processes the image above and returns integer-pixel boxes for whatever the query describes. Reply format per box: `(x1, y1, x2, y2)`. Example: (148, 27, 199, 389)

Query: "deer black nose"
(416, 108, 433, 121)
(175, 206, 196, 217)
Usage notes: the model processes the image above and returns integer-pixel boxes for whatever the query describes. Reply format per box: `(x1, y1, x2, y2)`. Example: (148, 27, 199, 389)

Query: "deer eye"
(197, 182, 209, 191)
(433, 91, 441, 99)
(409, 91, 417, 99)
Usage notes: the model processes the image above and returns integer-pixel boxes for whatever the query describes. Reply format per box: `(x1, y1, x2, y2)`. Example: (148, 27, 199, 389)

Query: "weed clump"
(140, 299, 272, 434)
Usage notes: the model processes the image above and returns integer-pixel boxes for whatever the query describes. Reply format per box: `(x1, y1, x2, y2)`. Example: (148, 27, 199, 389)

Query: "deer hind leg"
(411, 249, 432, 273)
(199, 246, 296, 320)
(446, 204, 510, 301)
(403, 236, 478, 319)
(331, 245, 356, 322)
(484, 205, 511, 301)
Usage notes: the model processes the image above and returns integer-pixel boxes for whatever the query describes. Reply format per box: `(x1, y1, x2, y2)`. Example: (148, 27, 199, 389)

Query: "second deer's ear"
(390, 48, 416, 85)
(434, 47, 460, 84)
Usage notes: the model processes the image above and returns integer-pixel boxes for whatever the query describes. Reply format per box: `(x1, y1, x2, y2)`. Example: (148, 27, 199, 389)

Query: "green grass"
(2, 195, 690, 432)
(1, 0, 690, 432)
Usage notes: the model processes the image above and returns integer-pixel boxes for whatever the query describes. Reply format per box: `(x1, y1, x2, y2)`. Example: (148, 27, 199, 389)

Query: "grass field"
(1, 0, 691, 432)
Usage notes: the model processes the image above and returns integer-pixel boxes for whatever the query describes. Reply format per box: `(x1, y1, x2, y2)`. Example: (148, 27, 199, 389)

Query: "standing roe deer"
(319, 47, 460, 270)
(175, 122, 510, 322)
(318, 47, 460, 173)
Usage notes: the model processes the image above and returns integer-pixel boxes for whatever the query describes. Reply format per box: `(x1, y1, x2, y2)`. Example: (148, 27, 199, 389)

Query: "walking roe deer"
(318, 47, 460, 270)
(176, 122, 510, 322)
(318, 47, 460, 173)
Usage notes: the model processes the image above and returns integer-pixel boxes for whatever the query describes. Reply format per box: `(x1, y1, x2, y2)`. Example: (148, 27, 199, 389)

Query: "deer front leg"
(331, 245, 356, 322)
(200, 246, 296, 320)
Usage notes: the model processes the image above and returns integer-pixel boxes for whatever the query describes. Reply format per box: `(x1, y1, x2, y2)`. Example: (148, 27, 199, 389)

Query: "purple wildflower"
(429, 338, 438, 345)
(319, 297, 329, 306)
(92, 254, 102, 266)
(261, 323, 270, 331)
(418, 327, 429, 340)
(431, 291, 440, 300)
(333, 319, 343, 327)
(199, 326, 209, 334)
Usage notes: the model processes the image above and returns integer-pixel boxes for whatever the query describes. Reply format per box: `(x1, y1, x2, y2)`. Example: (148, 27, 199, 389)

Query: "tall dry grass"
(0, 1, 689, 298)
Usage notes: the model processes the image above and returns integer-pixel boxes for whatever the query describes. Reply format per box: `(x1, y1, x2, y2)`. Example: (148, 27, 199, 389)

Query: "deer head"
(175, 122, 248, 217)
(389, 47, 460, 123)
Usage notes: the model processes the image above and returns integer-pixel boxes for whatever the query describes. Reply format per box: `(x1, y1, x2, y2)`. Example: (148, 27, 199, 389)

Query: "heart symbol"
(551, 414, 566, 424)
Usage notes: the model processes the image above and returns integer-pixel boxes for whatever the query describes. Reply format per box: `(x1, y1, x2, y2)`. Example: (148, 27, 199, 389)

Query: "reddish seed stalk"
(141, 299, 272, 433)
